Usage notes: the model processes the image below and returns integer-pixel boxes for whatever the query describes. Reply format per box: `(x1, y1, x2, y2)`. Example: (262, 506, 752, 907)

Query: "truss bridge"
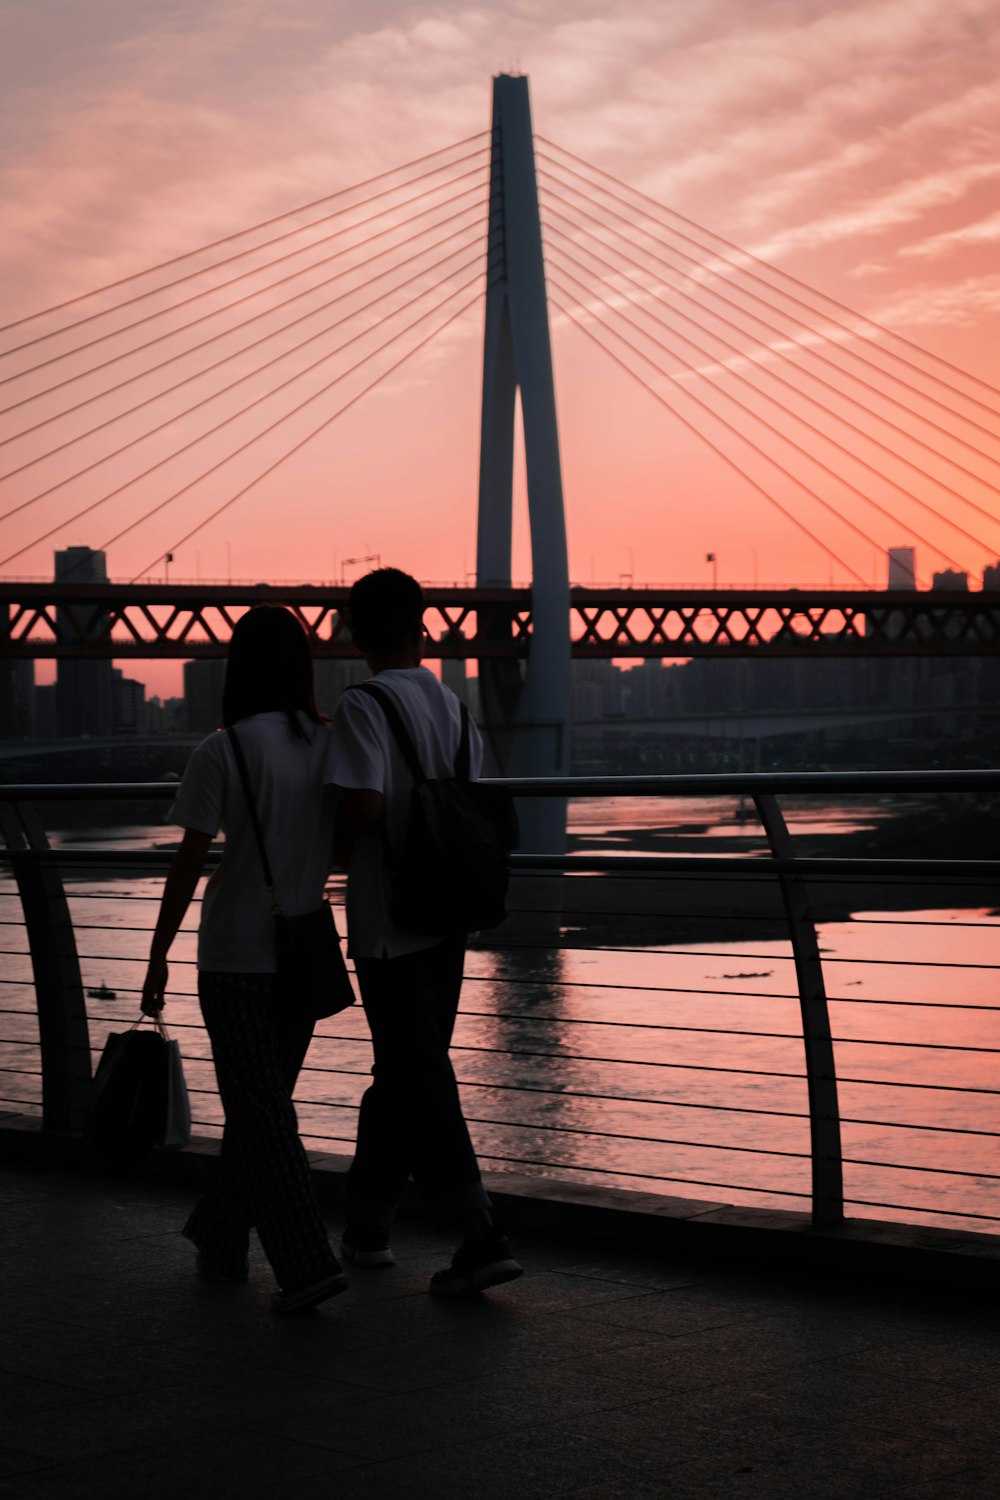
(2, 580, 997, 660)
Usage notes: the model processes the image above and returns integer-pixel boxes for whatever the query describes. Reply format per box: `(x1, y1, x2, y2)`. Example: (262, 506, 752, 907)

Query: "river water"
(1, 794, 997, 1233)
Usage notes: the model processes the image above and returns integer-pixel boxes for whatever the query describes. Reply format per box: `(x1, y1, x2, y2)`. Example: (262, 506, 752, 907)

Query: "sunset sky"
(2, 0, 1000, 695)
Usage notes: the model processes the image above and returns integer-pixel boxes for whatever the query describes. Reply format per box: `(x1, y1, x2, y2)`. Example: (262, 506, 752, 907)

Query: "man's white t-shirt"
(170, 711, 337, 973)
(328, 667, 483, 960)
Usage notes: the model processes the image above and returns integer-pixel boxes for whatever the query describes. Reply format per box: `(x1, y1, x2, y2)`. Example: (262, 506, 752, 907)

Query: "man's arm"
(334, 789, 384, 870)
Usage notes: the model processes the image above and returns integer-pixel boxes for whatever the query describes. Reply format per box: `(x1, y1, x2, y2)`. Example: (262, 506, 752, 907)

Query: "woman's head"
(222, 605, 321, 730)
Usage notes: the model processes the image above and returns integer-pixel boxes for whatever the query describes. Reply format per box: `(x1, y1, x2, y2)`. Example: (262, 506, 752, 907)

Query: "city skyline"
(2, 3, 1000, 624)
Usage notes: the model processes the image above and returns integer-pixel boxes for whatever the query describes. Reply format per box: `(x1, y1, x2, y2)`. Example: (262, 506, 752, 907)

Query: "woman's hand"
(141, 957, 168, 1015)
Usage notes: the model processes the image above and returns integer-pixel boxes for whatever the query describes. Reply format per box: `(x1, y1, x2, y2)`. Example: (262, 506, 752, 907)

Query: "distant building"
(441, 631, 470, 708)
(932, 569, 969, 592)
(982, 561, 1000, 591)
(313, 658, 368, 718)
(112, 668, 146, 735)
(34, 684, 57, 741)
(147, 696, 185, 735)
(0, 657, 34, 740)
(572, 659, 622, 719)
(887, 547, 916, 589)
(54, 547, 114, 739)
(183, 659, 227, 735)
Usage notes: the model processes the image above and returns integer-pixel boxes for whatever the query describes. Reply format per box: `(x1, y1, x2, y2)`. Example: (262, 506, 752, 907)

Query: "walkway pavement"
(2, 1161, 997, 1499)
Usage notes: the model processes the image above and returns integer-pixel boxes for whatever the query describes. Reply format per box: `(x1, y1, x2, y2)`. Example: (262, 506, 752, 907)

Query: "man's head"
(348, 567, 425, 662)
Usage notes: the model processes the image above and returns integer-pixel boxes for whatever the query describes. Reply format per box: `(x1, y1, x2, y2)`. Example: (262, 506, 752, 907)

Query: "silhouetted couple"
(141, 568, 521, 1311)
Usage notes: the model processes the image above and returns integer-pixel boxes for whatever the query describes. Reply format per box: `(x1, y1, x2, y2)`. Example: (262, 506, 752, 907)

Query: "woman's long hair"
(221, 605, 323, 736)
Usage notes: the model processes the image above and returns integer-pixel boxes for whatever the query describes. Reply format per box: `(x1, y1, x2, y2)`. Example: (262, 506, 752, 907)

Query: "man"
(329, 567, 522, 1295)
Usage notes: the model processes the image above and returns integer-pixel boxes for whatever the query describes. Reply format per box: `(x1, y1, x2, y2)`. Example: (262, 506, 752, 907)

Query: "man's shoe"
(340, 1223, 395, 1268)
(195, 1249, 249, 1284)
(271, 1267, 349, 1314)
(429, 1230, 523, 1297)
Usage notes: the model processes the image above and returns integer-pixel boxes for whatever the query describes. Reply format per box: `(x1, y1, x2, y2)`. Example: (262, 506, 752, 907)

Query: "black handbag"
(85, 1015, 175, 1166)
(227, 725, 355, 1020)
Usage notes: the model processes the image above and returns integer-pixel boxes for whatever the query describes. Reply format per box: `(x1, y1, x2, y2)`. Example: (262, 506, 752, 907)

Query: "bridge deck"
(2, 1159, 996, 1499)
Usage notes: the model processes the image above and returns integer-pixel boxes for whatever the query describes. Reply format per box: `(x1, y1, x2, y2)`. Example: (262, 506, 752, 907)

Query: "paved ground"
(2, 1162, 998, 1499)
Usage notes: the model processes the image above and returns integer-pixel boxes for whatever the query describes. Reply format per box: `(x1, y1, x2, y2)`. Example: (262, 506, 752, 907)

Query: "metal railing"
(1, 770, 998, 1234)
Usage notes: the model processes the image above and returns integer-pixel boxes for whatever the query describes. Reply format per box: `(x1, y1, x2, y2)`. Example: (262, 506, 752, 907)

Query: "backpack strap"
(350, 682, 426, 784)
(349, 681, 471, 782)
(456, 703, 471, 783)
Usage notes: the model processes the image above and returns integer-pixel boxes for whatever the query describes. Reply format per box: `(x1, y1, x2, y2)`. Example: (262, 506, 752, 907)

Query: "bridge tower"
(477, 73, 571, 852)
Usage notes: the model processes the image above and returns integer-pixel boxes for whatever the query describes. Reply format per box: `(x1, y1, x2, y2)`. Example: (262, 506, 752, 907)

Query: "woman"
(141, 605, 345, 1313)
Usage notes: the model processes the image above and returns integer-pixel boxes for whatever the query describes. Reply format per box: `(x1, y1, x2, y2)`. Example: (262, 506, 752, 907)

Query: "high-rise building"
(0, 657, 34, 740)
(313, 658, 369, 718)
(112, 668, 147, 735)
(183, 658, 227, 735)
(887, 547, 916, 589)
(441, 634, 469, 707)
(34, 684, 57, 740)
(982, 561, 1000, 591)
(54, 547, 114, 738)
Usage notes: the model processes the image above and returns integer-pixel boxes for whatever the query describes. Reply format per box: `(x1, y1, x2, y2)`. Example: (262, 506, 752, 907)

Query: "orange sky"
(2, 2, 1000, 697)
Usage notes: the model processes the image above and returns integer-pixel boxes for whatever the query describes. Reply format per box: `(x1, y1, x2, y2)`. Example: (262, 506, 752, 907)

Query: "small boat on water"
(87, 982, 117, 1000)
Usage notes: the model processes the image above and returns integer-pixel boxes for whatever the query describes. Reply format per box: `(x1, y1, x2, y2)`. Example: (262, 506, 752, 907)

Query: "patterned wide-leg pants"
(183, 971, 339, 1291)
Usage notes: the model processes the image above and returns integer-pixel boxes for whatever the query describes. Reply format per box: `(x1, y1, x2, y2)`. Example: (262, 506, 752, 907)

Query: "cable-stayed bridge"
(2, 75, 999, 799)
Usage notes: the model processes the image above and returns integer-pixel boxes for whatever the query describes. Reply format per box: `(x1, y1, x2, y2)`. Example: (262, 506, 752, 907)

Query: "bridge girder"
(2, 583, 998, 658)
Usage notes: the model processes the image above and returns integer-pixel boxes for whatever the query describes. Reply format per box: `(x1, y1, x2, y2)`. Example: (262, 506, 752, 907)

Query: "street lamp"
(706, 552, 718, 589)
(340, 553, 381, 585)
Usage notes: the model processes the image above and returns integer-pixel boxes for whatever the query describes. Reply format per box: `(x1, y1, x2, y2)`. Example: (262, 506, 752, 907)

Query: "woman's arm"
(140, 827, 213, 1013)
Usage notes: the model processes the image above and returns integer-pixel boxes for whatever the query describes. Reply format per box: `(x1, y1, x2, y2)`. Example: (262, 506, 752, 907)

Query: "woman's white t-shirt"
(170, 711, 337, 973)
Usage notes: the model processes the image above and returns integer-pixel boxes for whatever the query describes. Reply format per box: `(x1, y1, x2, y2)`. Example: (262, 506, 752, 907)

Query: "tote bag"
(85, 1015, 190, 1164)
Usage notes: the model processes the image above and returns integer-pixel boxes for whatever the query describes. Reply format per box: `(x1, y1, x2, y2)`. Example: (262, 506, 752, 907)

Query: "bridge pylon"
(477, 74, 571, 853)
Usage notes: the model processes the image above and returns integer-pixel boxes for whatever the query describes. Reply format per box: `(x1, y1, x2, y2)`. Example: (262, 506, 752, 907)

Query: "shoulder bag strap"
(226, 725, 278, 906)
(349, 681, 426, 785)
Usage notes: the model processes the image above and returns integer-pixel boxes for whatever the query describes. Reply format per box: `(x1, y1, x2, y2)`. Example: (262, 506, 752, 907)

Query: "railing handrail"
(2, 767, 999, 801)
(4, 848, 998, 880)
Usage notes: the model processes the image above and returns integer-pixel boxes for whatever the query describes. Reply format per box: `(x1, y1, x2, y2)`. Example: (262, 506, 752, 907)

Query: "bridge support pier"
(477, 74, 571, 854)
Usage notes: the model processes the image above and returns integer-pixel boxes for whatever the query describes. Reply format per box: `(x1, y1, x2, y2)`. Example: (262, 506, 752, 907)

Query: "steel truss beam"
(2, 582, 997, 659)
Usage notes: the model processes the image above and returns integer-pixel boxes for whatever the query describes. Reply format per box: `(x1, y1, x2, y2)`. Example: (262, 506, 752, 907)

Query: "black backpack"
(350, 681, 518, 936)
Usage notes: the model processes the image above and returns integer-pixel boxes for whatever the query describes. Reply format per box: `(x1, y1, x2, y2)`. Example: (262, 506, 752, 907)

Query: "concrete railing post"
(0, 799, 92, 1131)
(753, 793, 844, 1227)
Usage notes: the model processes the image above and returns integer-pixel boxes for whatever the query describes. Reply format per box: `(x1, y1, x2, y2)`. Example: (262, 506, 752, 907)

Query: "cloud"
(747, 161, 1000, 261)
(901, 208, 1000, 259)
(872, 272, 1000, 329)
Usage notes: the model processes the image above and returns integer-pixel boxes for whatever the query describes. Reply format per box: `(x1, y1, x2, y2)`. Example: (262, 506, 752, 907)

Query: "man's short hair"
(348, 567, 424, 652)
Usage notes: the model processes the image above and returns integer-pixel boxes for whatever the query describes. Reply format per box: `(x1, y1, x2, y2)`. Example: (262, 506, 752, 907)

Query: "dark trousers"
(345, 936, 490, 1226)
(183, 972, 339, 1290)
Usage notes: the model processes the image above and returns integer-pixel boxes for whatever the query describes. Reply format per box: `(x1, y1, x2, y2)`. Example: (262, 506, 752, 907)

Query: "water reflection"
(2, 796, 998, 1233)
